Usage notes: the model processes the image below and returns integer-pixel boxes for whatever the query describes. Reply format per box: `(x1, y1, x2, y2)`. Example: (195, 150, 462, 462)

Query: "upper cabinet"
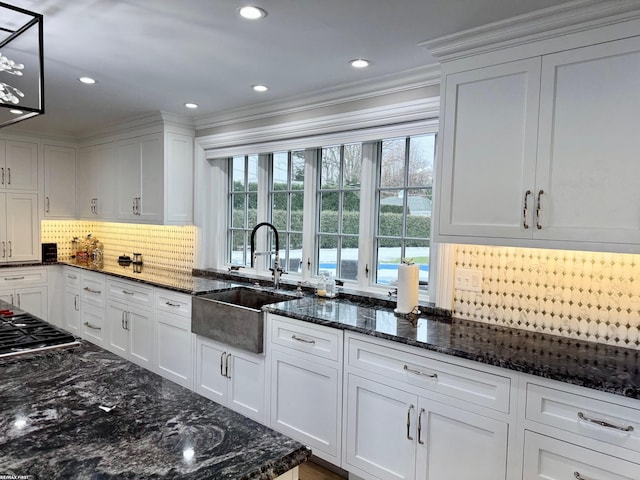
(0, 140, 38, 192)
(433, 24, 640, 253)
(79, 127, 193, 225)
(43, 145, 77, 218)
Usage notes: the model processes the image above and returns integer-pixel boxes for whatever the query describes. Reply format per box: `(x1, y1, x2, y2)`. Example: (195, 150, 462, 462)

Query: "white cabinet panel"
(4, 140, 38, 191)
(63, 287, 81, 334)
(82, 303, 106, 347)
(5, 193, 38, 262)
(156, 309, 193, 388)
(43, 145, 76, 218)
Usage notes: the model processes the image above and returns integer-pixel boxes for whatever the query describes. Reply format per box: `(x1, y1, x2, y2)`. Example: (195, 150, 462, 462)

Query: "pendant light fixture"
(0, 2, 44, 128)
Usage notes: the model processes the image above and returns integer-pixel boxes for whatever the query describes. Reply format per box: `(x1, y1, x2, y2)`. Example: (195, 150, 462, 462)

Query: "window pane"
(343, 143, 362, 188)
(230, 231, 246, 265)
(247, 199, 257, 226)
(290, 192, 304, 231)
(407, 239, 430, 288)
(378, 195, 403, 237)
(288, 233, 303, 272)
(406, 188, 431, 238)
(231, 195, 245, 228)
(232, 156, 245, 191)
(409, 135, 435, 187)
(321, 146, 341, 188)
(291, 151, 305, 183)
(320, 192, 339, 233)
(341, 191, 360, 234)
(380, 138, 406, 188)
(247, 155, 259, 190)
(318, 235, 338, 278)
(273, 152, 288, 187)
(377, 237, 402, 285)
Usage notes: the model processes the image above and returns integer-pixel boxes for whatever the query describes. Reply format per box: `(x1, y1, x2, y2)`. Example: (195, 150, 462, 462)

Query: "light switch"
(454, 267, 483, 292)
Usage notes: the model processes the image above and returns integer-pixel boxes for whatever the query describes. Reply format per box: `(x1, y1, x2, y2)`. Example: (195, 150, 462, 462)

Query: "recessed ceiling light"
(9, 109, 22, 114)
(349, 59, 371, 69)
(185, 103, 198, 109)
(79, 76, 96, 84)
(239, 5, 267, 20)
(252, 85, 268, 92)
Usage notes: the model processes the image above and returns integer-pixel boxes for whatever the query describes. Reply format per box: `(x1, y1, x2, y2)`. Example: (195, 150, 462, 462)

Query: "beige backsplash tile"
(453, 245, 640, 349)
(41, 220, 196, 274)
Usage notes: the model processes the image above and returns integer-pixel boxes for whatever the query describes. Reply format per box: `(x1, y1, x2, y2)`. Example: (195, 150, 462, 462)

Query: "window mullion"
(302, 148, 319, 281)
(359, 141, 377, 288)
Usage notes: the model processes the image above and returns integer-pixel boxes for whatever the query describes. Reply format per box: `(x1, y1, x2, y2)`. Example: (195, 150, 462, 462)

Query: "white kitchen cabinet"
(154, 288, 193, 388)
(0, 192, 39, 263)
(195, 335, 266, 423)
(115, 134, 163, 222)
(81, 302, 106, 347)
(268, 314, 343, 464)
(0, 267, 47, 319)
(63, 286, 81, 334)
(106, 300, 154, 370)
(0, 140, 38, 191)
(43, 145, 76, 218)
(523, 431, 640, 480)
(435, 32, 640, 252)
(77, 143, 115, 219)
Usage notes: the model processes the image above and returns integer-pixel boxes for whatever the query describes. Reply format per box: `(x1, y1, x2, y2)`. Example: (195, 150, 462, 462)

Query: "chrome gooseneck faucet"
(250, 222, 285, 289)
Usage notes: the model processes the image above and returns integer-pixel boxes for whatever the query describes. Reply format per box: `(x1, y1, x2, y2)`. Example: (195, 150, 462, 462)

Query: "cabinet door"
(195, 335, 228, 403)
(228, 348, 265, 423)
(15, 286, 47, 320)
(523, 431, 639, 480)
(106, 301, 129, 357)
(4, 141, 38, 191)
(5, 193, 38, 263)
(345, 374, 417, 480)
(437, 58, 540, 240)
(156, 310, 193, 388)
(138, 134, 164, 222)
(115, 138, 141, 221)
(82, 303, 106, 346)
(0, 289, 13, 305)
(415, 398, 508, 480)
(95, 143, 116, 219)
(77, 146, 98, 218)
(535, 36, 640, 244)
(165, 132, 193, 224)
(64, 288, 81, 334)
(128, 305, 154, 369)
(270, 348, 341, 463)
(44, 145, 76, 218)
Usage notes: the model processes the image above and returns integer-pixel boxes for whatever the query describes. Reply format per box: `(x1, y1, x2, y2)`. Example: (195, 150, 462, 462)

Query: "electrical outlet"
(454, 267, 483, 292)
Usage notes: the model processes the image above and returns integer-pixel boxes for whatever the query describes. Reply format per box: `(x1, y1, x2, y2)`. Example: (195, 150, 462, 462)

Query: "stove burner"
(0, 311, 78, 358)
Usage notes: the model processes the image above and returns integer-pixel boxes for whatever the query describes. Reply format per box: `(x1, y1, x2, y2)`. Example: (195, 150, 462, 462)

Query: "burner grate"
(0, 312, 78, 357)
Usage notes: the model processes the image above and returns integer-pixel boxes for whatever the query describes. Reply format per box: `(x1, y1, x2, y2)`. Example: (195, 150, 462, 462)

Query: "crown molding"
(194, 64, 440, 132)
(421, 0, 640, 61)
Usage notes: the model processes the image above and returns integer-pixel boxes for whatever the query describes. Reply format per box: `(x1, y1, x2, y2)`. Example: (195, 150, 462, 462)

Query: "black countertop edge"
(240, 448, 313, 480)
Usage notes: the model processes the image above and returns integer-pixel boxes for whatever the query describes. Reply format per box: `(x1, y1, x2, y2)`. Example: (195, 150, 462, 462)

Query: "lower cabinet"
(0, 286, 47, 318)
(81, 302, 106, 347)
(106, 300, 154, 370)
(63, 286, 81, 334)
(267, 314, 343, 465)
(154, 289, 193, 388)
(195, 335, 266, 423)
(523, 431, 639, 479)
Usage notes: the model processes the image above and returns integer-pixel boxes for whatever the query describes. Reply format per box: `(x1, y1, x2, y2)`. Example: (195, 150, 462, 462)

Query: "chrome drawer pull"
(83, 321, 101, 330)
(83, 287, 102, 294)
(574, 472, 597, 480)
(4, 276, 25, 281)
(165, 301, 180, 307)
(577, 412, 634, 432)
(67, 274, 77, 280)
(122, 290, 135, 295)
(291, 334, 315, 345)
(403, 364, 438, 379)
(523, 190, 531, 229)
(406, 404, 414, 440)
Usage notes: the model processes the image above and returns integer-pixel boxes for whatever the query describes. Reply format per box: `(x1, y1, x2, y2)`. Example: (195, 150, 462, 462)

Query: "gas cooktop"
(0, 309, 79, 358)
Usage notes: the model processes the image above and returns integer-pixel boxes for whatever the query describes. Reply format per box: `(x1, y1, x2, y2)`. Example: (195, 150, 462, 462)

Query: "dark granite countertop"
(0, 343, 311, 479)
(264, 296, 640, 400)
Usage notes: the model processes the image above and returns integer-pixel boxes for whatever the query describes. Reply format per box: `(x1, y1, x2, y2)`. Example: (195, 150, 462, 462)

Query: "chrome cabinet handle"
(8, 241, 11, 258)
(135, 197, 141, 215)
(132, 198, 136, 215)
(125, 312, 130, 330)
(10, 294, 13, 305)
(225, 352, 231, 379)
(291, 334, 316, 345)
(406, 404, 414, 440)
(16, 293, 20, 307)
(121, 311, 126, 330)
(4, 276, 24, 281)
(220, 351, 226, 376)
(122, 290, 135, 295)
(523, 190, 531, 229)
(7, 167, 10, 185)
(574, 472, 597, 480)
(535, 189, 544, 230)
(45, 196, 50, 213)
(83, 287, 102, 294)
(418, 408, 425, 445)
(84, 321, 101, 330)
(165, 301, 180, 307)
(403, 364, 438, 379)
(577, 412, 634, 432)
(67, 274, 77, 280)
(74, 294, 79, 311)
(1, 241, 5, 258)
(1, 167, 4, 185)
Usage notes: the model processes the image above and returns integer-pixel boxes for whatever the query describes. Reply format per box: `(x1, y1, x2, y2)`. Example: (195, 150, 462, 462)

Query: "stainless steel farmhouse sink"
(191, 287, 292, 353)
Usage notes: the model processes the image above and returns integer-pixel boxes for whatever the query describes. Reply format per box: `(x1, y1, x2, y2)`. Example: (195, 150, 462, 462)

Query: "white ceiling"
(2, 0, 574, 138)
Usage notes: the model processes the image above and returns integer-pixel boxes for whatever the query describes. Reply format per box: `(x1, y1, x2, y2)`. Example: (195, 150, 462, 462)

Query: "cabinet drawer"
(526, 382, 640, 453)
(269, 315, 342, 362)
(523, 431, 640, 480)
(0, 267, 47, 286)
(81, 271, 106, 308)
(63, 267, 81, 288)
(347, 336, 511, 413)
(82, 303, 106, 346)
(107, 278, 153, 307)
(155, 289, 191, 317)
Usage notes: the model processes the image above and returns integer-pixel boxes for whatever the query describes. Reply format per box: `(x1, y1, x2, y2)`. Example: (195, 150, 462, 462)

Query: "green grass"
(382, 256, 429, 264)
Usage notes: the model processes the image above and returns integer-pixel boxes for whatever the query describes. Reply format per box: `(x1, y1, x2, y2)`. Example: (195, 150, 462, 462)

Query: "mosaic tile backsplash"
(453, 245, 640, 350)
(41, 221, 196, 274)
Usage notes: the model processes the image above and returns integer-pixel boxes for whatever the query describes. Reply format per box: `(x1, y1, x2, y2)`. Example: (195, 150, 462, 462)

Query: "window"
(228, 155, 258, 266)
(317, 143, 362, 280)
(375, 134, 435, 288)
(270, 150, 305, 273)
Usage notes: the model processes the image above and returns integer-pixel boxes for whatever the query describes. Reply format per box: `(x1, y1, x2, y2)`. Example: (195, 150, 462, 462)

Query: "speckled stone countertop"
(264, 296, 640, 400)
(0, 343, 311, 479)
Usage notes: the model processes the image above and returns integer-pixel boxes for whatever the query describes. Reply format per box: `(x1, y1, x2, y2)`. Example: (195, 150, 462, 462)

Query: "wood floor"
(299, 461, 345, 480)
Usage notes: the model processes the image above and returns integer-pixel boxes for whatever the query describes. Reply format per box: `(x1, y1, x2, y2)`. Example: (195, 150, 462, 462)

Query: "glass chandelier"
(0, 2, 43, 128)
